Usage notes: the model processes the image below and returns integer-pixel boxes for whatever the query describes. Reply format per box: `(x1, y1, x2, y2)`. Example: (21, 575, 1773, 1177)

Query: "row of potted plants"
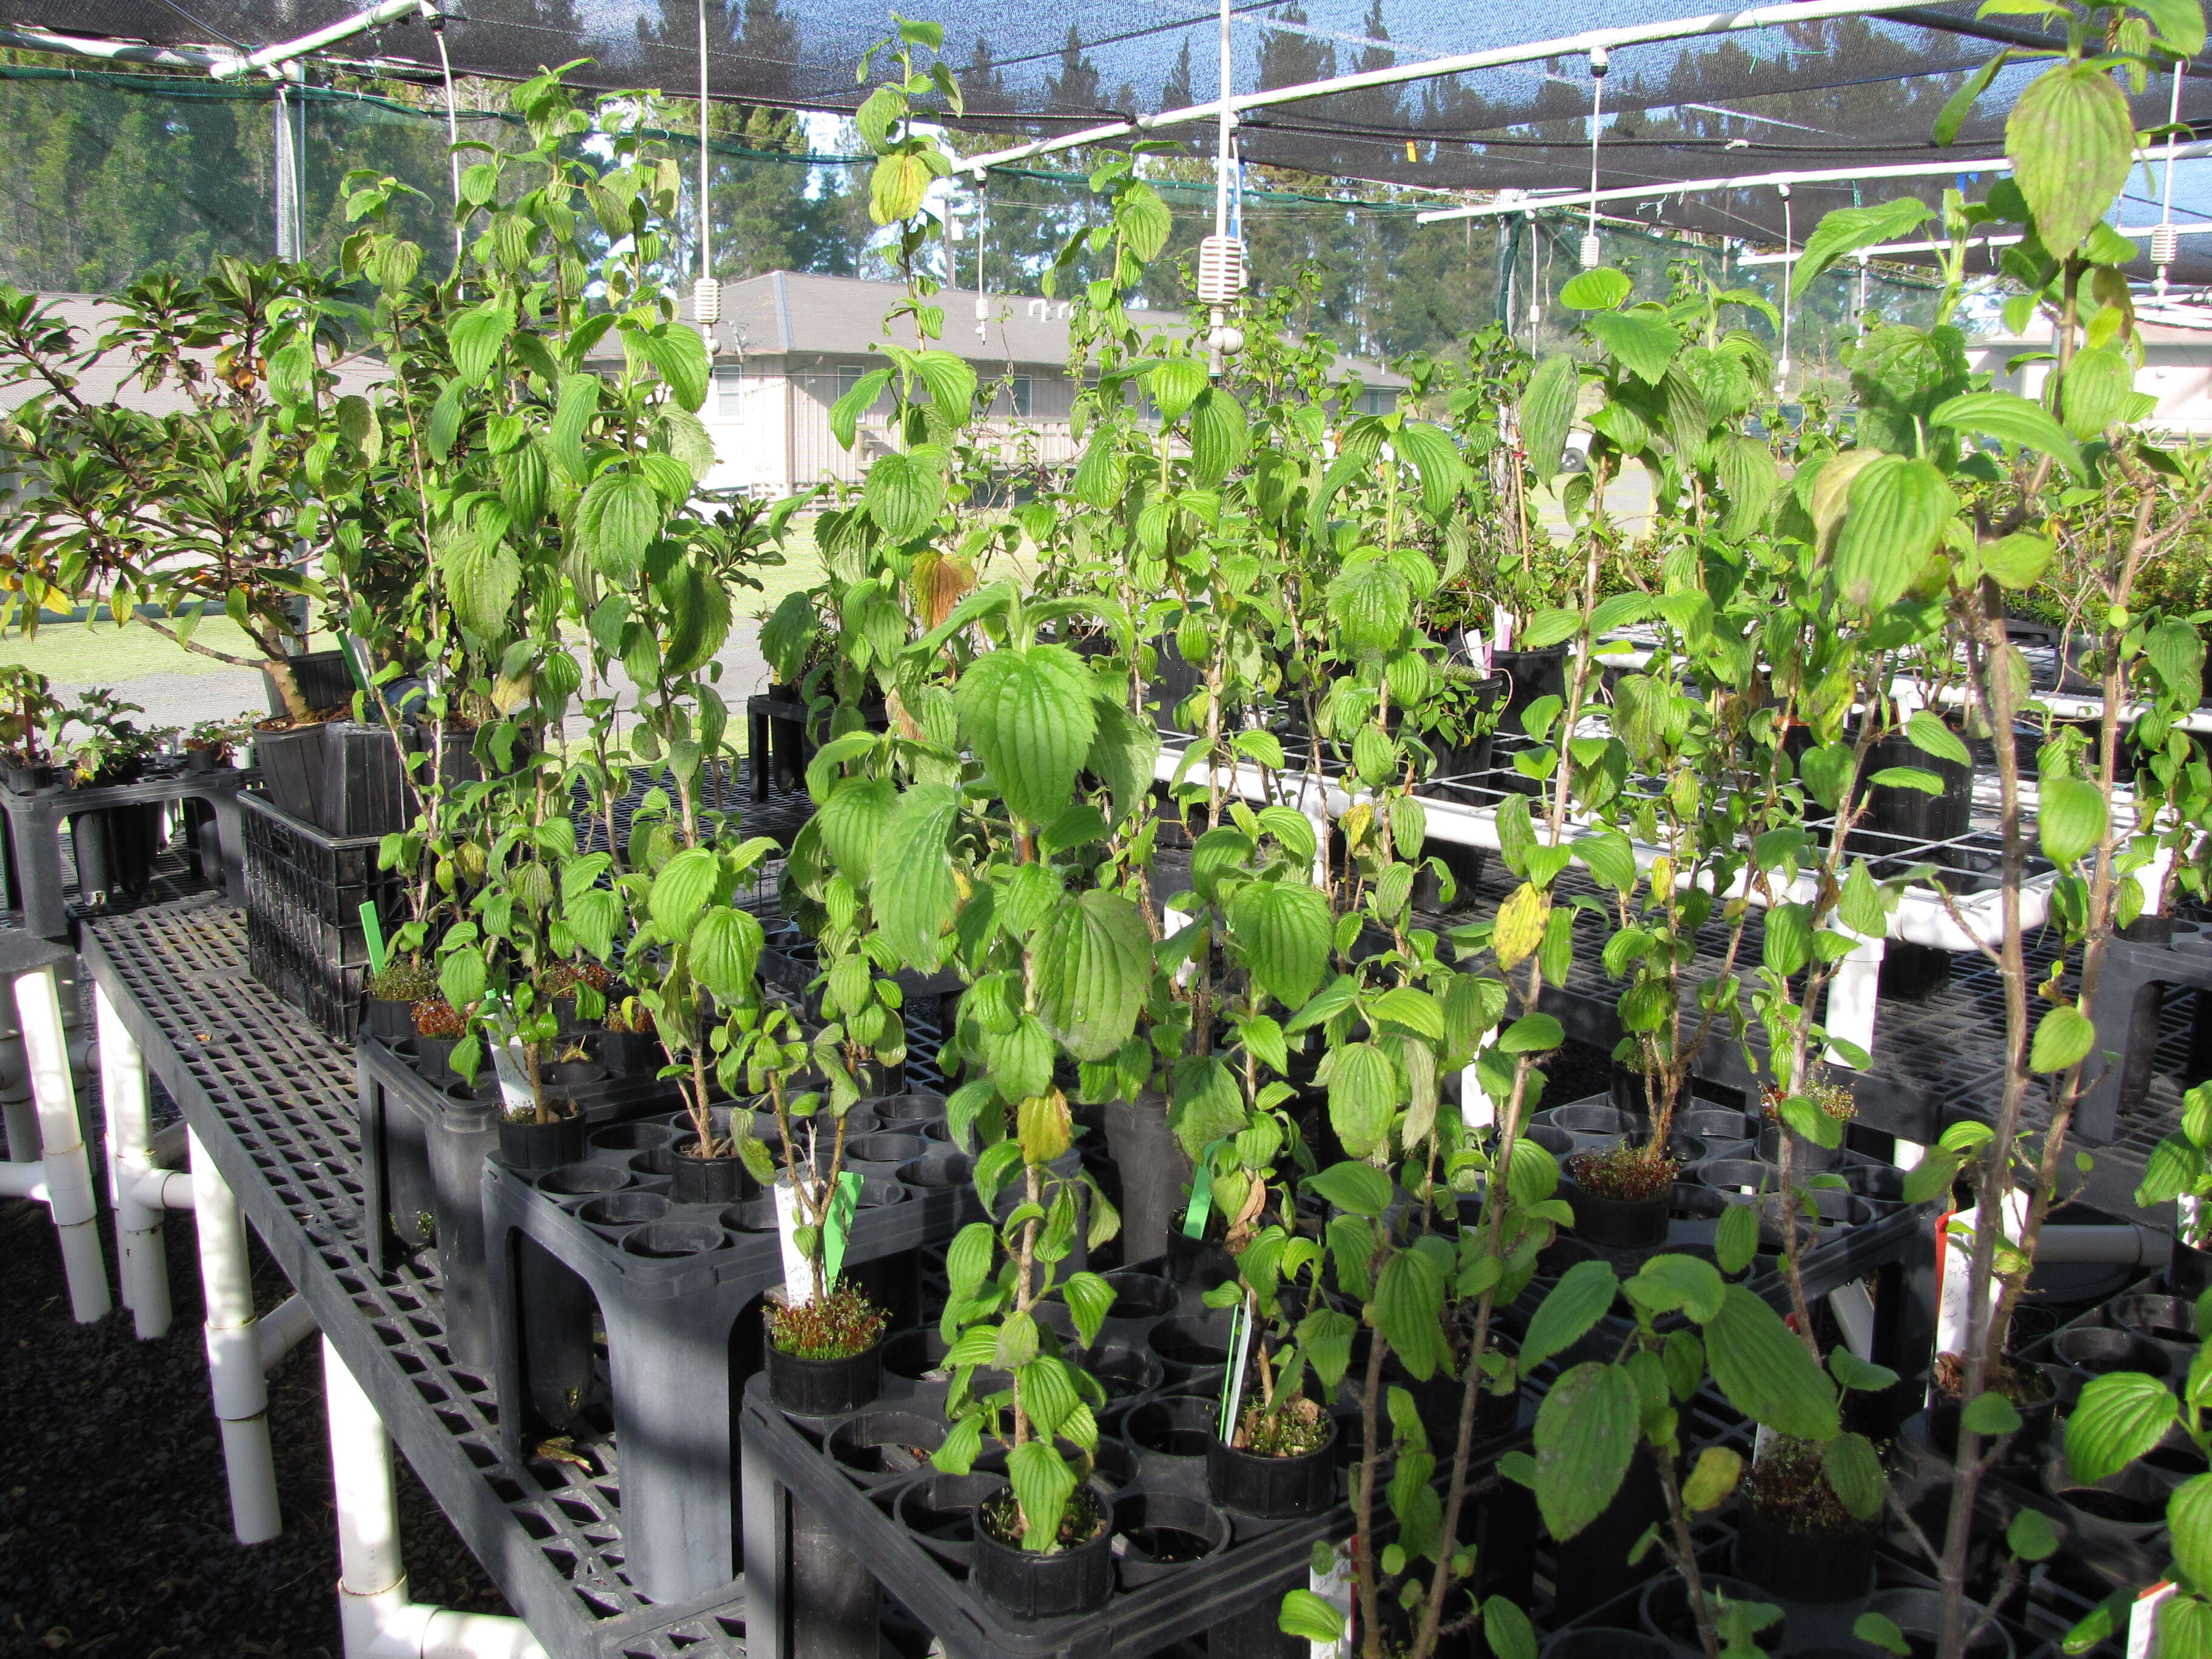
(0, 0, 2208, 1649)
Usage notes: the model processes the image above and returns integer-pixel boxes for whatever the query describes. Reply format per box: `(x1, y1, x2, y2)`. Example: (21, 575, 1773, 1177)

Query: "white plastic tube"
(324, 1335, 549, 1659)
(19, 964, 109, 1322)
(101, 984, 173, 1338)
(258, 1293, 318, 1371)
(190, 1127, 281, 1544)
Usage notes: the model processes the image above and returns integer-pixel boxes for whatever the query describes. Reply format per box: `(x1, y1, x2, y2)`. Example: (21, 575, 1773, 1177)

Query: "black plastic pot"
(970, 1483, 1114, 1618)
(1641, 1573, 1785, 1652)
(1566, 1153, 1672, 1247)
(266, 648, 354, 717)
(1929, 1370, 2058, 1461)
(1493, 645, 1567, 720)
(1880, 940, 1953, 1000)
(1854, 727, 1974, 847)
(1164, 1226, 1238, 1291)
(412, 1035, 461, 1088)
(1102, 1091, 1187, 1268)
(497, 1112, 585, 1171)
(252, 719, 329, 823)
(2118, 914, 2176, 1111)
(1755, 1118, 1845, 1173)
(364, 997, 417, 1044)
(183, 745, 227, 774)
(766, 1330, 885, 1416)
(319, 720, 409, 837)
(1731, 1507, 1875, 1603)
(1, 762, 56, 795)
(595, 1030, 659, 1077)
(1552, 1451, 1664, 1620)
(1866, 1589, 2013, 1659)
(671, 1143, 752, 1204)
(1206, 1417, 1338, 1518)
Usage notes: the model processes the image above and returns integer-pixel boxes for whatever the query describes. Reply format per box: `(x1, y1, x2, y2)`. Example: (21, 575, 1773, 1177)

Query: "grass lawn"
(0, 616, 298, 685)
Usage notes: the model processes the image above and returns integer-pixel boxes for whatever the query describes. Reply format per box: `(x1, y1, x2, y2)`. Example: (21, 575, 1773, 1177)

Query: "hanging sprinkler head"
(1581, 46, 1609, 269)
(1199, 234, 1248, 370)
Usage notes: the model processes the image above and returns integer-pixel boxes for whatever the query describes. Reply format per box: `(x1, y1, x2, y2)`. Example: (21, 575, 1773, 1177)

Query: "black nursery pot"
(0, 762, 55, 796)
(1567, 1164, 1671, 1247)
(1929, 1370, 2059, 1461)
(1493, 645, 1568, 719)
(766, 1329, 885, 1416)
(1756, 1118, 1845, 1173)
(364, 997, 417, 1045)
(1206, 1418, 1339, 1518)
(1165, 1227, 1239, 1292)
(252, 718, 329, 823)
(183, 745, 225, 774)
(595, 1030, 659, 1077)
(412, 1034, 461, 1087)
(1732, 1508, 1875, 1604)
(498, 1111, 585, 1171)
(970, 1484, 1115, 1619)
(671, 1144, 752, 1205)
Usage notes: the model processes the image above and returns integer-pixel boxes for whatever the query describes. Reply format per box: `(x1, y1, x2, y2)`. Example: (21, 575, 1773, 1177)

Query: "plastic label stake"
(1219, 1287, 1256, 1440)
(774, 1178, 815, 1307)
(360, 902, 387, 978)
(489, 1037, 536, 1116)
(1309, 1540, 1353, 1659)
(1183, 1138, 1228, 1238)
(821, 1170, 862, 1290)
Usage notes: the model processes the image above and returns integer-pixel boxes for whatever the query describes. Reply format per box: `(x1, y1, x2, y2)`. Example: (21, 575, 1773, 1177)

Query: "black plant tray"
(354, 1034, 692, 1370)
(482, 1085, 989, 1606)
(739, 1252, 1548, 1659)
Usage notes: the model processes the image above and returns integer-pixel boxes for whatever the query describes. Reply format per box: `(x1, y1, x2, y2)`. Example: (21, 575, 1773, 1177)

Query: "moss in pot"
(1757, 1079, 1854, 1171)
(1568, 1139, 1678, 1247)
(366, 958, 435, 1045)
(765, 1281, 890, 1415)
(1731, 1435, 1878, 1603)
(1928, 1350, 2057, 1459)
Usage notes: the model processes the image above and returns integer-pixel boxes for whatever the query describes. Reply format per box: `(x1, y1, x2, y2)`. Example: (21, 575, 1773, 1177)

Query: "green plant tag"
(1184, 1138, 1228, 1238)
(360, 902, 387, 978)
(822, 1170, 862, 1289)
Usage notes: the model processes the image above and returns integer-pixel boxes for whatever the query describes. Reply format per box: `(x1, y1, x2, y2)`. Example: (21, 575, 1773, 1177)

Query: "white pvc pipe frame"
(98, 1002, 543, 1657)
(956, 0, 1973, 176)
(0, 2, 438, 81)
(0, 964, 110, 1325)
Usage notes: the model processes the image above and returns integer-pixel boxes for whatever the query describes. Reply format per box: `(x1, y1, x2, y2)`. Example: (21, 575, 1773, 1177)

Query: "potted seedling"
(1201, 1223, 1344, 1518)
(364, 956, 437, 1045)
(409, 995, 466, 1087)
(933, 1090, 1124, 1619)
(1732, 1434, 1881, 1603)
(598, 995, 658, 1079)
(0, 666, 63, 794)
(183, 716, 246, 773)
(737, 993, 895, 1415)
(1757, 1077, 1855, 1173)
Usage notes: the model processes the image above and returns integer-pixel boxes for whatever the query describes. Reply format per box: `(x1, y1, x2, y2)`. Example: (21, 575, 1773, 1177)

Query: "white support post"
(101, 984, 172, 1338)
(18, 964, 109, 1322)
(191, 1127, 282, 1544)
(1822, 927, 1885, 1071)
(324, 1334, 549, 1659)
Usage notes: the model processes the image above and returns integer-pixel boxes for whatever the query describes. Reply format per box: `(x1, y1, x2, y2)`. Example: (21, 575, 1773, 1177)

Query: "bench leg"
(100, 983, 170, 1338)
(189, 1125, 281, 1543)
(18, 964, 108, 1323)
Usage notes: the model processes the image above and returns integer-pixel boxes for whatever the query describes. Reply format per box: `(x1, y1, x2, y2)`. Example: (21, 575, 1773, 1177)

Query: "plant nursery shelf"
(80, 897, 752, 1659)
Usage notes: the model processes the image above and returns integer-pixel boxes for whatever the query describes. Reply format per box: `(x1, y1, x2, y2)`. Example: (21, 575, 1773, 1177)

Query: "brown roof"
(655, 270, 1410, 388)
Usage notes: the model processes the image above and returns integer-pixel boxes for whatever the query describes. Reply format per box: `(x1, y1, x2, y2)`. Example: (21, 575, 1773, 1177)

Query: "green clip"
(1183, 1138, 1228, 1238)
(822, 1170, 863, 1290)
(360, 902, 387, 979)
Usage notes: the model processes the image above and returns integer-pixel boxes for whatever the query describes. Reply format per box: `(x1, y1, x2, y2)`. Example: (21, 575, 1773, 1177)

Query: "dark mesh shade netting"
(10, 0, 2212, 276)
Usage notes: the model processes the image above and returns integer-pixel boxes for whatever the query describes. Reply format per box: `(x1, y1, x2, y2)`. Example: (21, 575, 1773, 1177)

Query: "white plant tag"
(774, 1178, 817, 1307)
(1310, 1540, 1353, 1659)
(1493, 606, 1518, 650)
(491, 1038, 537, 1116)
(2128, 1582, 2176, 1659)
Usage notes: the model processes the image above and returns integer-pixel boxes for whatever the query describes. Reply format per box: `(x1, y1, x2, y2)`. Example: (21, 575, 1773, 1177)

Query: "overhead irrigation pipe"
(0, 25, 221, 67)
(1416, 140, 2212, 223)
(956, 0, 1968, 178)
(208, 0, 438, 81)
(1735, 218, 2212, 264)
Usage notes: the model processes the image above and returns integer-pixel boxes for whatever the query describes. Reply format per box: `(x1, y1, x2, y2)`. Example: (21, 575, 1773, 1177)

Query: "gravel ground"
(0, 1082, 506, 1658)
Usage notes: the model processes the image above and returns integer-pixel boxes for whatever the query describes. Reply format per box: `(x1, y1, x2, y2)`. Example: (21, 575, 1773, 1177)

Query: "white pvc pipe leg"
(1822, 929, 1884, 1070)
(18, 964, 109, 1322)
(324, 1335, 548, 1659)
(100, 984, 172, 1338)
(190, 1127, 281, 1544)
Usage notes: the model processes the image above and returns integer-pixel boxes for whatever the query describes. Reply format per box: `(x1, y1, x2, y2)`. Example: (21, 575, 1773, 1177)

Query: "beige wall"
(1966, 338, 2212, 439)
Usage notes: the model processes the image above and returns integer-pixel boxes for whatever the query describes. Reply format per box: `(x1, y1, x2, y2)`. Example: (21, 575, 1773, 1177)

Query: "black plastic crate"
(241, 790, 406, 1040)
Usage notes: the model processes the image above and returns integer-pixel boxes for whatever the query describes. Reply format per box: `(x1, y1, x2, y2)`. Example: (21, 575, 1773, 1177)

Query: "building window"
(715, 365, 743, 418)
(991, 377, 1032, 417)
(1354, 387, 1398, 416)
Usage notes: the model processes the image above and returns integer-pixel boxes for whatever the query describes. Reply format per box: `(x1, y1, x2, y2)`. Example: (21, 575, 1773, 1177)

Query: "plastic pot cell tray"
(739, 1280, 1382, 1659)
(481, 1090, 987, 1606)
(1528, 1093, 1932, 1304)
